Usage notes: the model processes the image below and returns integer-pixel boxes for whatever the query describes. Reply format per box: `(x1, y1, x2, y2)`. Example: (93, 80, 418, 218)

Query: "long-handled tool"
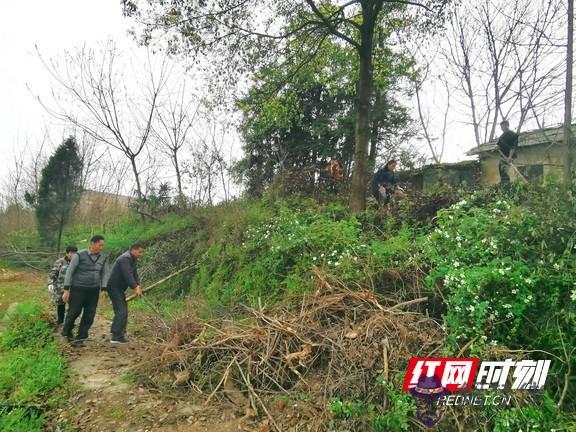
(138, 292, 171, 332)
(126, 264, 195, 302)
(497, 149, 528, 183)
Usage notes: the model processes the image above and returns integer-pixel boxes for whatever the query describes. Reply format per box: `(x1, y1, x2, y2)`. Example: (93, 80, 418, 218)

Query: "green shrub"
(190, 200, 377, 305)
(329, 381, 414, 432)
(490, 393, 573, 432)
(421, 185, 576, 413)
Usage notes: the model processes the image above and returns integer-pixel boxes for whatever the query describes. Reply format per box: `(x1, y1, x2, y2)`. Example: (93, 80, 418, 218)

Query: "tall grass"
(0, 302, 66, 431)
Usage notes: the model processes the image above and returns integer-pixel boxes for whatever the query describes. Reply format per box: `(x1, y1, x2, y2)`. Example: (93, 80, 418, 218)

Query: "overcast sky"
(0, 1, 133, 182)
(0, 1, 479, 191)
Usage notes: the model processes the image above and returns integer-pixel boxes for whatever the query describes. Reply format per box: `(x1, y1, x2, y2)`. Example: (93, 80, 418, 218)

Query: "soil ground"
(57, 314, 251, 432)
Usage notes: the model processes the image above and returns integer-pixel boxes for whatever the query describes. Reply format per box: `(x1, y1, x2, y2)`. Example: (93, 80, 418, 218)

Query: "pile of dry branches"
(142, 267, 444, 428)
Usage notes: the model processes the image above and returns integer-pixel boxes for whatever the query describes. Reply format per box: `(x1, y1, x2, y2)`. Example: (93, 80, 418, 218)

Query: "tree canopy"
(123, 0, 450, 211)
(236, 35, 413, 196)
(25, 137, 83, 251)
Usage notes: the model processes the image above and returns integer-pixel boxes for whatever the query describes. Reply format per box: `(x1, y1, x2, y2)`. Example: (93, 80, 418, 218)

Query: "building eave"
(466, 123, 575, 156)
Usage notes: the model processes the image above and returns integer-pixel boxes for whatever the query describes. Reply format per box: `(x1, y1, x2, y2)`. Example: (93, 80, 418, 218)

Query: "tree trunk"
(369, 122, 378, 171)
(350, 25, 375, 213)
(173, 150, 183, 195)
(415, 81, 440, 164)
(129, 156, 143, 199)
(489, 60, 501, 141)
(207, 168, 213, 205)
(57, 211, 65, 253)
(564, 0, 574, 189)
(459, 34, 482, 146)
(218, 159, 228, 202)
(57, 161, 72, 252)
(369, 86, 383, 171)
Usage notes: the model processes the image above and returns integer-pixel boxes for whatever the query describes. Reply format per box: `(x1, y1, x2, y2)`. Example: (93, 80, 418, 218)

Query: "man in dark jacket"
(371, 160, 404, 204)
(497, 120, 519, 184)
(62, 235, 109, 343)
(106, 243, 145, 344)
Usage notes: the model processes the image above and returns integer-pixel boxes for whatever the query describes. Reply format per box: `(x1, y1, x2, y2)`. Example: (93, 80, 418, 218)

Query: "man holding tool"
(497, 120, 519, 184)
(106, 242, 145, 344)
(371, 159, 405, 204)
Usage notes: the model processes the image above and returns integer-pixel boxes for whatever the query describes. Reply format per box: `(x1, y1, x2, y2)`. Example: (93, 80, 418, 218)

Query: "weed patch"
(0, 302, 67, 430)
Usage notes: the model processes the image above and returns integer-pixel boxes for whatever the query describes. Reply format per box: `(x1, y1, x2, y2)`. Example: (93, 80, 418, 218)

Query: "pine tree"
(26, 137, 83, 251)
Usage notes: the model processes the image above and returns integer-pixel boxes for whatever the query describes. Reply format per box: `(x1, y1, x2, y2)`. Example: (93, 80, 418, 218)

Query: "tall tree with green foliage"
(25, 137, 83, 251)
(236, 37, 412, 196)
(122, 0, 450, 212)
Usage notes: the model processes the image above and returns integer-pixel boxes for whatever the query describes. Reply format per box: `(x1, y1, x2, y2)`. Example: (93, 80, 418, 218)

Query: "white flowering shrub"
(191, 200, 374, 304)
(424, 190, 576, 345)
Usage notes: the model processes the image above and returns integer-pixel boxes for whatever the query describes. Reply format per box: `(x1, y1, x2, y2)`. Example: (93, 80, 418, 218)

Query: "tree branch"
(303, 0, 361, 49)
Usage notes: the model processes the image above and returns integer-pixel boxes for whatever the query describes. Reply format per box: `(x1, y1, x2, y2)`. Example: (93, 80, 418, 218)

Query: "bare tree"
(2, 149, 27, 209)
(443, 0, 566, 145)
(76, 132, 106, 191)
(57, 124, 135, 196)
(80, 146, 132, 196)
(0, 137, 48, 209)
(0, 138, 49, 239)
(141, 149, 166, 198)
(206, 121, 232, 204)
(34, 40, 170, 198)
(412, 57, 451, 164)
(152, 80, 198, 196)
(184, 113, 236, 205)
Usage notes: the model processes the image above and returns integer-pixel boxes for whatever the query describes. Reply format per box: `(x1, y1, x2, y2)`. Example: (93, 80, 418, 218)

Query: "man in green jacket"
(48, 245, 78, 324)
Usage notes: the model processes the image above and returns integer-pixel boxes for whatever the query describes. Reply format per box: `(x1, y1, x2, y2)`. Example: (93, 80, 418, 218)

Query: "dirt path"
(58, 313, 250, 432)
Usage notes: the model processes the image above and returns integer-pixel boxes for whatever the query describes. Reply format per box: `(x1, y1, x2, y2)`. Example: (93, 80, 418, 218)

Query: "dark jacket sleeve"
(380, 170, 397, 187)
(511, 132, 519, 152)
(100, 256, 110, 290)
(373, 169, 384, 186)
(119, 256, 138, 289)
